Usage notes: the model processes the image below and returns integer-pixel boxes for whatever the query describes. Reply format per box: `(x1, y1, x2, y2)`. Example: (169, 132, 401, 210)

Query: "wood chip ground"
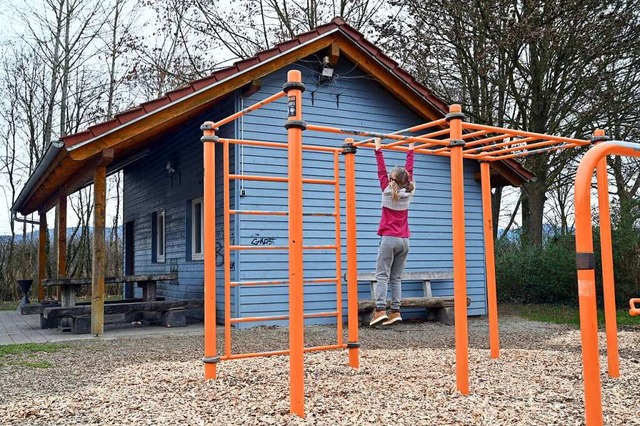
(1, 315, 638, 425)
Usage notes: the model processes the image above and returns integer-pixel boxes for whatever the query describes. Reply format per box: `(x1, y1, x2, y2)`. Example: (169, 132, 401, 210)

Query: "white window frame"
(156, 210, 166, 263)
(192, 198, 204, 261)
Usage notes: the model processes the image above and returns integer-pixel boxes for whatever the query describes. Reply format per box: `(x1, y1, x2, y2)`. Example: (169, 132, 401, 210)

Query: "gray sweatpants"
(374, 236, 410, 311)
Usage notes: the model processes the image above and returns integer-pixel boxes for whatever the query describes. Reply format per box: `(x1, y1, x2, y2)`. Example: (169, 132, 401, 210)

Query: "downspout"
(10, 140, 66, 223)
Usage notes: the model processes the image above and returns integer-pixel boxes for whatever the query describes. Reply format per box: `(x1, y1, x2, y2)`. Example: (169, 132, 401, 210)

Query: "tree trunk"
(521, 179, 546, 246)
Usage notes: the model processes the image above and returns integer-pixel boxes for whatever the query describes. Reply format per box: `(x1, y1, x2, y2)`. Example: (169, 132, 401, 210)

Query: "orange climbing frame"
(201, 69, 627, 425)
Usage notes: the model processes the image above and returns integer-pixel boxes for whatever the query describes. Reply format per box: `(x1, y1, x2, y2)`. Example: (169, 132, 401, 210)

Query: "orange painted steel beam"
(212, 91, 287, 129)
(476, 139, 578, 158)
(343, 138, 360, 369)
(574, 140, 640, 426)
(228, 174, 335, 185)
(480, 162, 500, 359)
(221, 344, 347, 361)
(286, 69, 306, 418)
(231, 311, 339, 324)
(462, 122, 590, 146)
(229, 244, 336, 251)
(593, 130, 619, 378)
(433, 132, 512, 153)
(333, 151, 344, 347)
(223, 138, 232, 359)
(229, 210, 334, 217)
(220, 137, 341, 153)
(448, 105, 470, 395)
(629, 299, 640, 316)
(307, 123, 448, 147)
(230, 277, 338, 287)
(489, 144, 574, 161)
(465, 136, 539, 154)
(356, 118, 447, 146)
(201, 122, 218, 380)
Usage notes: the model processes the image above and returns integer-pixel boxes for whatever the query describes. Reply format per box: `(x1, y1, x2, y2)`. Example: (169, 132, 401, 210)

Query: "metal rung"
(230, 277, 338, 287)
(229, 174, 335, 185)
(230, 210, 336, 217)
(229, 244, 337, 251)
(230, 311, 339, 324)
(220, 344, 346, 361)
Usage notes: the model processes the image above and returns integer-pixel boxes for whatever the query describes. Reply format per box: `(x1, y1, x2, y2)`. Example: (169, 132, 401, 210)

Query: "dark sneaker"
(382, 311, 402, 325)
(369, 310, 388, 326)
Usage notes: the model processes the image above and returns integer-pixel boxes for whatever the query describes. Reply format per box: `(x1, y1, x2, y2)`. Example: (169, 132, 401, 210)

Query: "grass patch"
(502, 303, 640, 327)
(0, 342, 68, 356)
(0, 301, 18, 311)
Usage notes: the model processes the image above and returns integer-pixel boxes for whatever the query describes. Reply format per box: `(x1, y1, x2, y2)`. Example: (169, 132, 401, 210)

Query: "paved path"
(0, 310, 204, 345)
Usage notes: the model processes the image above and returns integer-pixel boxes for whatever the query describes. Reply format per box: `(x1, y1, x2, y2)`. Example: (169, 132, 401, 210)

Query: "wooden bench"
(28, 273, 180, 332)
(356, 271, 465, 325)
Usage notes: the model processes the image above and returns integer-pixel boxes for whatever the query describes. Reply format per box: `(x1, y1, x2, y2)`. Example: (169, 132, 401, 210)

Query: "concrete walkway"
(0, 310, 204, 345)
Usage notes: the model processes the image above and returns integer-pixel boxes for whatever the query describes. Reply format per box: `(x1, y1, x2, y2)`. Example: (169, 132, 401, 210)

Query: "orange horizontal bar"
(230, 311, 339, 324)
(462, 122, 589, 146)
(229, 174, 335, 185)
(488, 144, 573, 161)
(356, 118, 448, 145)
(220, 344, 346, 361)
(432, 132, 513, 153)
(306, 124, 449, 147)
(220, 137, 339, 153)
(229, 244, 337, 251)
(465, 136, 538, 154)
(212, 91, 286, 129)
(230, 210, 287, 216)
(230, 277, 338, 287)
(477, 139, 574, 158)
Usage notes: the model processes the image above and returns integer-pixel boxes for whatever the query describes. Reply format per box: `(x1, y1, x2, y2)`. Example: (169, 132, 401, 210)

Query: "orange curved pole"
(574, 140, 640, 426)
(630, 299, 640, 316)
(593, 130, 618, 378)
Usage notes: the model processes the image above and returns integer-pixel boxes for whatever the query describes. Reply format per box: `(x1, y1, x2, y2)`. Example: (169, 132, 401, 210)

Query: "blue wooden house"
(12, 18, 532, 328)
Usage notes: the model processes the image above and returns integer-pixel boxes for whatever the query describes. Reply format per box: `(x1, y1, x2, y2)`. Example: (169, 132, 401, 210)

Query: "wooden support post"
(37, 211, 48, 301)
(91, 150, 113, 336)
(55, 195, 67, 302)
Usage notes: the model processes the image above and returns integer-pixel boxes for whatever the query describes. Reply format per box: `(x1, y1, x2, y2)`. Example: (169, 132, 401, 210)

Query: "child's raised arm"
(374, 138, 389, 190)
(405, 142, 414, 180)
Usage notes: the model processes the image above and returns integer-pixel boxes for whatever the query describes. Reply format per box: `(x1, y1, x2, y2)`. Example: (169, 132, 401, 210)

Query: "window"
(192, 198, 204, 260)
(156, 210, 166, 263)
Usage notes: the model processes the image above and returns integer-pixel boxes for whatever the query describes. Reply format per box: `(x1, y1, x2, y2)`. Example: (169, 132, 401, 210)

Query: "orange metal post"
(574, 141, 640, 426)
(333, 151, 344, 346)
(480, 162, 499, 358)
(343, 138, 360, 369)
(223, 138, 232, 358)
(201, 122, 218, 379)
(284, 69, 306, 418)
(447, 104, 469, 395)
(593, 129, 619, 378)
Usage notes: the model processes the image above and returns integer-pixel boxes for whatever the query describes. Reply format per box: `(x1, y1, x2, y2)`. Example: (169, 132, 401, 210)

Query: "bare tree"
(383, 0, 640, 246)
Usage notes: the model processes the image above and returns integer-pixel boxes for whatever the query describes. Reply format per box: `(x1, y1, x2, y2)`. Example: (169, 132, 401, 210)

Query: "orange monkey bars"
(202, 68, 631, 426)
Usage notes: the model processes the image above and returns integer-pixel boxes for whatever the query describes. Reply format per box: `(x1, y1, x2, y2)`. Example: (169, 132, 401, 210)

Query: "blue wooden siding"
(123, 54, 490, 327)
(235, 57, 488, 327)
(123, 97, 237, 322)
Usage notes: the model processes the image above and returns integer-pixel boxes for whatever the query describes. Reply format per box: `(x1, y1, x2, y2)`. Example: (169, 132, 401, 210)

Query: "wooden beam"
(56, 195, 67, 279)
(91, 164, 107, 336)
(327, 43, 340, 66)
(37, 211, 48, 301)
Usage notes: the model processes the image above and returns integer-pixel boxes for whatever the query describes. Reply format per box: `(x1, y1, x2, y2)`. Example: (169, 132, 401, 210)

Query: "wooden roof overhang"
(12, 18, 532, 216)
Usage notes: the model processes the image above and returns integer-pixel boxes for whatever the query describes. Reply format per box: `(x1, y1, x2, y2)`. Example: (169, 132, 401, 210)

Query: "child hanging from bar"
(370, 137, 415, 326)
